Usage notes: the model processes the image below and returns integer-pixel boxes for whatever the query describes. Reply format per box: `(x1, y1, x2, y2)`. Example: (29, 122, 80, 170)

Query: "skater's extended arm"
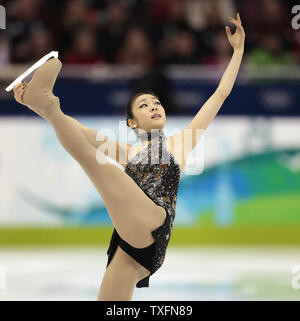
(187, 13, 245, 132)
(168, 13, 245, 171)
(186, 47, 244, 132)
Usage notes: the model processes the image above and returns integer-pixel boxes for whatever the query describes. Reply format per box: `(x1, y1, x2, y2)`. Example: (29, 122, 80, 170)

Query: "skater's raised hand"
(225, 12, 245, 51)
(13, 82, 26, 105)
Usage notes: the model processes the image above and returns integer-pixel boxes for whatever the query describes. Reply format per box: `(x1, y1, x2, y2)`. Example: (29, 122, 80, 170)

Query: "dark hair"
(126, 90, 159, 127)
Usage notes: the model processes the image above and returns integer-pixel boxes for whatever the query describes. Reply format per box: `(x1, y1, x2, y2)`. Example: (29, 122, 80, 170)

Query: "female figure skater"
(12, 13, 245, 300)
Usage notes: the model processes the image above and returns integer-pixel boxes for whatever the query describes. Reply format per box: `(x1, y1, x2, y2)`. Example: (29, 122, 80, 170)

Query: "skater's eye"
(139, 101, 160, 108)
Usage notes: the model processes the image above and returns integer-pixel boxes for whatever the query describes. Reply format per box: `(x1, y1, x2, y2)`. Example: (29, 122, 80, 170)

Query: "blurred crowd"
(0, 0, 298, 66)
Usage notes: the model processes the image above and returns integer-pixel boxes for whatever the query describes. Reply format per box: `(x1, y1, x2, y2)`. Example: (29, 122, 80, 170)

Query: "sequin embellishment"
(124, 129, 181, 278)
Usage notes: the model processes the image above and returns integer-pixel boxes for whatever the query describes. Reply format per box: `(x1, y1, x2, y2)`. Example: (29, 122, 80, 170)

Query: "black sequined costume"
(106, 129, 181, 287)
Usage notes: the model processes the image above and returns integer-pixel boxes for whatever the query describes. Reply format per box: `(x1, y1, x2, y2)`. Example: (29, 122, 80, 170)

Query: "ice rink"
(0, 246, 300, 301)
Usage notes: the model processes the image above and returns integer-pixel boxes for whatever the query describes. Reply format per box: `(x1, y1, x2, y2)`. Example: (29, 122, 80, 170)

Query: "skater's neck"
(135, 128, 164, 144)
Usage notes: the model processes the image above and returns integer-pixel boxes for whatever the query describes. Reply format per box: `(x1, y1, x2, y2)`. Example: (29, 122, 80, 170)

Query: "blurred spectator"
(246, 32, 296, 65)
(29, 28, 53, 62)
(200, 30, 232, 65)
(63, 28, 106, 65)
(148, 0, 170, 24)
(12, 37, 32, 63)
(148, 0, 193, 48)
(185, 0, 235, 31)
(238, 0, 293, 52)
(159, 30, 199, 64)
(115, 27, 154, 66)
(157, 0, 192, 33)
(0, 0, 297, 66)
(6, 0, 49, 62)
(197, 2, 227, 61)
(161, 0, 190, 30)
(0, 34, 10, 65)
(59, 0, 97, 53)
(291, 28, 300, 65)
(98, 1, 130, 63)
(256, 0, 291, 35)
(8, 0, 43, 22)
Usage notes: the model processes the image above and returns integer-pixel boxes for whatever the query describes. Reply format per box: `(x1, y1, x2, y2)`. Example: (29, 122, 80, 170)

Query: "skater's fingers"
(16, 87, 25, 96)
(13, 86, 19, 99)
(13, 83, 23, 91)
(14, 86, 25, 104)
(13, 83, 24, 99)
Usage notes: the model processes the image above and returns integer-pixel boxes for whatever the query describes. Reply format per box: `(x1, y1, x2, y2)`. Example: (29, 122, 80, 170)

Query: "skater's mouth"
(151, 113, 161, 119)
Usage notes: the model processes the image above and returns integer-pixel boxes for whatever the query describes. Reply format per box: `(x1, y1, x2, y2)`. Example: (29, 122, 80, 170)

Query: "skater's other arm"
(168, 13, 245, 171)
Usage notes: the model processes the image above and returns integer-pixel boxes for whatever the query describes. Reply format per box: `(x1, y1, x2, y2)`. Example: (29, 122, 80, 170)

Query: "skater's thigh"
(79, 150, 167, 236)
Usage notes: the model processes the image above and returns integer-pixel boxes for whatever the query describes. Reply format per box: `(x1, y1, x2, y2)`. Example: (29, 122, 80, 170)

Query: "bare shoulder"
(165, 131, 187, 172)
(113, 140, 135, 168)
(165, 128, 203, 172)
(118, 143, 142, 169)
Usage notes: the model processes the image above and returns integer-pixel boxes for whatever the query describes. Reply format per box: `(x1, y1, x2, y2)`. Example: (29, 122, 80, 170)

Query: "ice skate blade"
(5, 51, 59, 92)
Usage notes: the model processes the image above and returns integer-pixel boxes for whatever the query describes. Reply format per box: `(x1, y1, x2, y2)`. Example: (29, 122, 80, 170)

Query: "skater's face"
(129, 94, 166, 132)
